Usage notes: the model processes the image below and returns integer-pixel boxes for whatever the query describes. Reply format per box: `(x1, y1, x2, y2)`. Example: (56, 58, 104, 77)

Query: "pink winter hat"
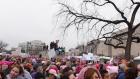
(106, 66, 118, 74)
(49, 69, 58, 76)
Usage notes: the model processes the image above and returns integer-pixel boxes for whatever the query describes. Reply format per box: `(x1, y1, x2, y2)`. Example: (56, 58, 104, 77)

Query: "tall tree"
(58, 0, 140, 59)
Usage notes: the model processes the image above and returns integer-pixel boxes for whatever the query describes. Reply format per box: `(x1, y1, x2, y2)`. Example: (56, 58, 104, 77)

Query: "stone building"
(86, 27, 140, 57)
(18, 40, 45, 55)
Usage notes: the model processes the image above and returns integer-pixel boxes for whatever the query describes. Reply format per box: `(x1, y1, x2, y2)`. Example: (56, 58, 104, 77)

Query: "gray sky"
(0, 0, 136, 51)
(0, 0, 82, 50)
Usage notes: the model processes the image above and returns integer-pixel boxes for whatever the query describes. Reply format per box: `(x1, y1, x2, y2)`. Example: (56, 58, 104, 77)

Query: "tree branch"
(104, 37, 126, 49)
(131, 0, 135, 4)
(97, 23, 110, 38)
(60, 3, 126, 25)
(89, 20, 100, 30)
(133, 23, 140, 32)
(106, 0, 129, 24)
(84, 0, 109, 6)
(130, 4, 140, 26)
(132, 36, 140, 43)
(131, 0, 140, 4)
(84, 0, 129, 24)
(108, 31, 128, 38)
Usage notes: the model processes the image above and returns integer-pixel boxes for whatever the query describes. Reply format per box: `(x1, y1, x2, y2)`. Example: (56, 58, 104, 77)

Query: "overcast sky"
(0, 0, 85, 50)
(0, 0, 137, 51)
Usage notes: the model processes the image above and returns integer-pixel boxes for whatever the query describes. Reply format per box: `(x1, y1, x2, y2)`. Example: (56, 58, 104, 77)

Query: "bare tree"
(0, 41, 8, 52)
(58, 0, 140, 59)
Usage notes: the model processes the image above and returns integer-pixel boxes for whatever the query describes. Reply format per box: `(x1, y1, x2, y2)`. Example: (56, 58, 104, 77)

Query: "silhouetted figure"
(50, 41, 58, 50)
(43, 45, 48, 51)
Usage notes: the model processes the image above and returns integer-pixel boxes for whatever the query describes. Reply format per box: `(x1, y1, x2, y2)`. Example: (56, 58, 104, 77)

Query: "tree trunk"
(125, 31, 133, 60)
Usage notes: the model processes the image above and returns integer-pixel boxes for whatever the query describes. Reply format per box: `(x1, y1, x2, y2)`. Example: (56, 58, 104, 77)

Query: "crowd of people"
(0, 54, 139, 79)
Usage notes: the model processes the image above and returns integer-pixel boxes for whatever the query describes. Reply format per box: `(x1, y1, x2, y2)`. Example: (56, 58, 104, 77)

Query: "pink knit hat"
(49, 69, 58, 76)
(77, 66, 102, 79)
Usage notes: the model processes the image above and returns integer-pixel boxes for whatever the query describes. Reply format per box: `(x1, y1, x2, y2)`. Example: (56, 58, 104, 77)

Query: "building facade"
(18, 40, 45, 55)
(86, 26, 140, 57)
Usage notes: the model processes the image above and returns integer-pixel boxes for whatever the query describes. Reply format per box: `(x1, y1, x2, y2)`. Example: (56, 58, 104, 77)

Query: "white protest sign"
(48, 49, 56, 59)
(82, 53, 94, 60)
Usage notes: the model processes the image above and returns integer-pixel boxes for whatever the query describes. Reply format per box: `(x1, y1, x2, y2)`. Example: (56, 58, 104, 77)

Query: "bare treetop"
(58, 0, 140, 59)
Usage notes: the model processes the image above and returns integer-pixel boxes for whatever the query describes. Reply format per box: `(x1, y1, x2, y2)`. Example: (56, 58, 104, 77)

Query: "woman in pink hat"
(77, 66, 102, 79)
(47, 69, 58, 79)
